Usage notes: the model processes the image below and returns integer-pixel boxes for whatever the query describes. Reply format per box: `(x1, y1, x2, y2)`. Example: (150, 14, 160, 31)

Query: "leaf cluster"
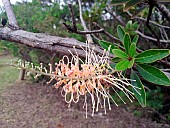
(99, 24, 170, 107)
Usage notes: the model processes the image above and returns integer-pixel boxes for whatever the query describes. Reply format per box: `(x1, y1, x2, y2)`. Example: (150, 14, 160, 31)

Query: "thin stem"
(9, 63, 110, 81)
(78, 0, 93, 43)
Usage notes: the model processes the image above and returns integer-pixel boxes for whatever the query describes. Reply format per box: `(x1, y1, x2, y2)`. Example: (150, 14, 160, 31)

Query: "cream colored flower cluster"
(50, 43, 139, 118)
(12, 42, 139, 118)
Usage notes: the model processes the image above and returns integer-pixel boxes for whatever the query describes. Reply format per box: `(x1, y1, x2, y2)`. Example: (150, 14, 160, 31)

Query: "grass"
(0, 54, 19, 93)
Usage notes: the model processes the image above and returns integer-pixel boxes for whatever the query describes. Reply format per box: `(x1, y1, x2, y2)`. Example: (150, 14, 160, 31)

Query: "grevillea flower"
(12, 42, 140, 118)
(51, 42, 140, 118)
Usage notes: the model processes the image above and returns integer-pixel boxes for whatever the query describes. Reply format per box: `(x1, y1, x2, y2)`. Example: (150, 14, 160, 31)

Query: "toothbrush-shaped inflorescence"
(11, 42, 140, 118)
(50, 42, 139, 118)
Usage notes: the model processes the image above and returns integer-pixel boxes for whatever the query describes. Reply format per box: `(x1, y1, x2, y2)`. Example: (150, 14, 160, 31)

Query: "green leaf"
(131, 22, 139, 30)
(124, 34, 131, 53)
(110, 63, 116, 69)
(117, 25, 125, 42)
(126, 20, 132, 30)
(112, 57, 122, 63)
(135, 49, 170, 63)
(128, 31, 137, 36)
(115, 60, 130, 71)
(131, 70, 146, 107)
(99, 40, 116, 54)
(128, 58, 134, 68)
(111, 0, 129, 5)
(137, 64, 170, 86)
(129, 43, 136, 57)
(112, 49, 128, 58)
(132, 35, 139, 43)
(123, 0, 144, 12)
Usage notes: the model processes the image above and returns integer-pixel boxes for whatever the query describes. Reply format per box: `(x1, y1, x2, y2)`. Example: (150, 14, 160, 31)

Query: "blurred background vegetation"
(0, 0, 170, 124)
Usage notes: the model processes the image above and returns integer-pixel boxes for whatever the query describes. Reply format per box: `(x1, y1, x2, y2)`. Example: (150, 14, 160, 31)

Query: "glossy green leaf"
(117, 25, 125, 42)
(132, 35, 139, 43)
(131, 70, 146, 107)
(129, 43, 136, 57)
(123, 0, 144, 12)
(99, 40, 116, 54)
(124, 34, 131, 53)
(135, 49, 170, 63)
(137, 64, 170, 86)
(111, 0, 129, 5)
(128, 58, 135, 68)
(112, 57, 122, 63)
(112, 49, 128, 58)
(115, 60, 130, 71)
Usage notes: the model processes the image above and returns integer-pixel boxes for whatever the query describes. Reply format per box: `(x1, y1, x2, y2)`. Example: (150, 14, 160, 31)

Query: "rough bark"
(0, 27, 110, 58)
(2, 0, 19, 27)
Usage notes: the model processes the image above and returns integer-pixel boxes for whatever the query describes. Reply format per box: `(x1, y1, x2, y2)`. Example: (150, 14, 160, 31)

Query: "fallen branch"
(0, 27, 110, 58)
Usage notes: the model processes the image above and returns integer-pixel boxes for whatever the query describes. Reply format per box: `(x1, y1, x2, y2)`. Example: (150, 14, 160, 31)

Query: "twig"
(91, 34, 100, 41)
(127, 11, 170, 29)
(107, 7, 170, 44)
(93, 22, 122, 44)
(159, 60, 170, 68)
(136, 31, 170, 43)
(161, 69, 170, 72)
(6, 63, 109, 81)
(105, 7, 126, 26)
(63, 23, 104, 34)
(68, 3, 77, 31)
(159, 28, 169, 41)
(146, 0, 162, 48)
(93, 22, 143, 53)
(63, 4, 104, 35)
(77, 0, 93, 43)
